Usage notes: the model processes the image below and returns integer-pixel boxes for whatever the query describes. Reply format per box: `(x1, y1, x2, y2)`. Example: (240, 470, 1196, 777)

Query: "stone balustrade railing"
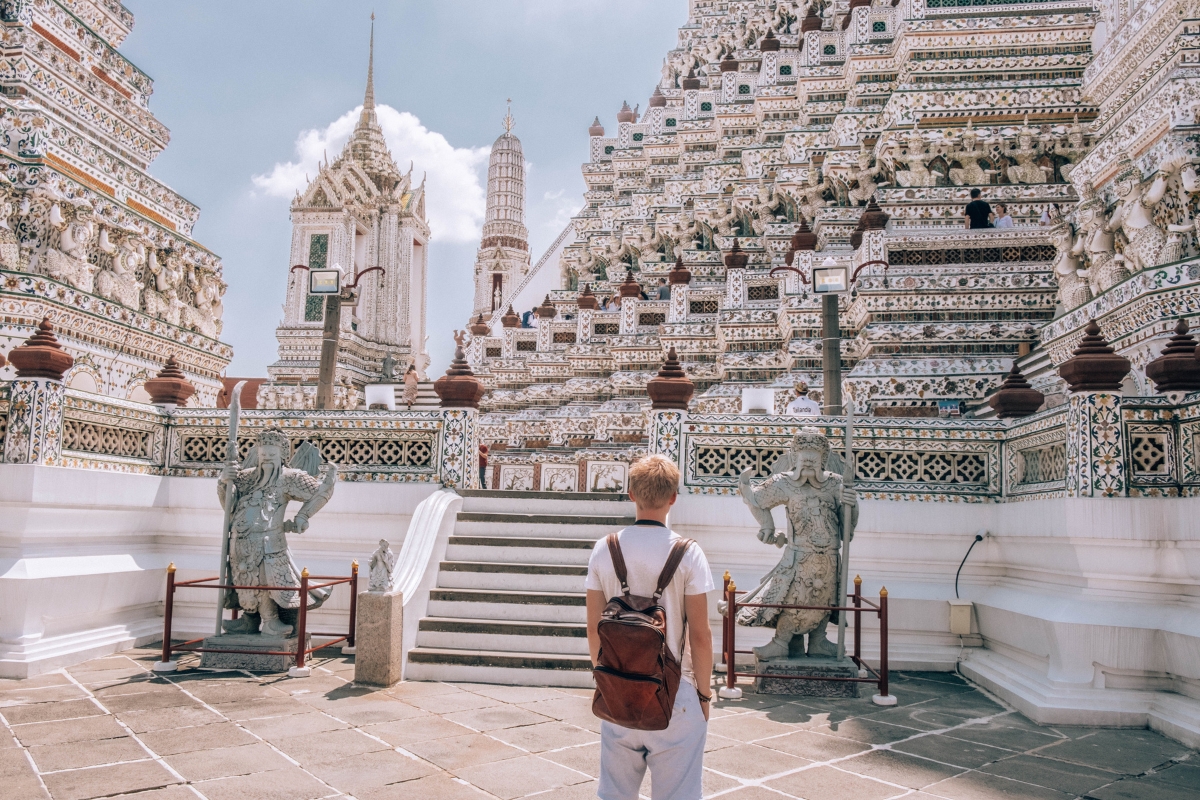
(1, 383, 480, 490)
(650, 394, 1200, 500)
(3, 379, 1198, 500)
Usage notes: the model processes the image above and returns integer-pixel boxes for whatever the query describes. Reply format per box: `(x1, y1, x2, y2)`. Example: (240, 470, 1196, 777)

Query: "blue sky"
(120, 1, 684, 376)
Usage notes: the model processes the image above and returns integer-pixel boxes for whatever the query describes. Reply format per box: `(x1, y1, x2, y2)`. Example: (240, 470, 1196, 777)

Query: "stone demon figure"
(735, 428, 857, 661)
(217, 427, 336, 637)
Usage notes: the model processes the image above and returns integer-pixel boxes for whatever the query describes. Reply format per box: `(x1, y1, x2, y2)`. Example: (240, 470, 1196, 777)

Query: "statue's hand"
(842, 487, 858, 507)
(219, 463, 237, 483)
(286, 515, 309, 534)
(757, 527, 775, 545)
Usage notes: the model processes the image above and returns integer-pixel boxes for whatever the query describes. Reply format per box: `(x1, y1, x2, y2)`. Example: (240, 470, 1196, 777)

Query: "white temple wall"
(0, 463, 436, 679)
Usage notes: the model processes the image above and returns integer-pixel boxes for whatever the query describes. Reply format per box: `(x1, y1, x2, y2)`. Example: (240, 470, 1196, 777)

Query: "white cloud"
(252, 106, 490, 243)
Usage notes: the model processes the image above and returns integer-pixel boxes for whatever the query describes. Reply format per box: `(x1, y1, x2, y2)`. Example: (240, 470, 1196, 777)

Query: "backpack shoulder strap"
(652, 538, 694, 600)
(606, 532, 631, 596)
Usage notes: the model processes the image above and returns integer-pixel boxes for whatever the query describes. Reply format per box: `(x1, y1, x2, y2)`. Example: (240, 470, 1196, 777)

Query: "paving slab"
(191, 765, 335, 800)
(27, 735, 147, 772)
(452, 753, 591, 799)
(765, 764, 910, 800)
(163, 741, 291, 781)
(10, 714, 129, 746)
(40, 760, 180, 800)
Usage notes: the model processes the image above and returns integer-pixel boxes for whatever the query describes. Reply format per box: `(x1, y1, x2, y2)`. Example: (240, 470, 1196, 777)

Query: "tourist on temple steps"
(964, 188, 993, 229)
(521, 310, 533, 327)
(586, 455, 714, 800)
(657, 277, 671, 300)
(478, 443, 488, 488)
(993, 203, 1014, 228)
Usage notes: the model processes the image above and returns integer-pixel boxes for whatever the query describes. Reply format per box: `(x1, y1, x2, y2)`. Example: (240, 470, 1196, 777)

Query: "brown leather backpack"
(592, 532, 694, 731)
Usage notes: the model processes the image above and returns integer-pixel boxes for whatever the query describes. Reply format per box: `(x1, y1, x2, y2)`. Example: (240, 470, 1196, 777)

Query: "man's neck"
(634, 505, 670, 526)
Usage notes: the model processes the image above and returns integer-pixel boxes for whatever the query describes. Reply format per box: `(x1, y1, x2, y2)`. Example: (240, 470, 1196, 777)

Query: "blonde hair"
(628, 455, 680, 508)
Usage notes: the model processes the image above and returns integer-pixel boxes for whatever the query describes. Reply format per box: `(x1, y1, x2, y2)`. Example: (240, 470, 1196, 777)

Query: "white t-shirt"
(585, 524, 716, 687)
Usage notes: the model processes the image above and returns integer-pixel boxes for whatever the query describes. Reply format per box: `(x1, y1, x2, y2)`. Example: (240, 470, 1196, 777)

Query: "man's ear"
(668, 493, 678, 507)
(627, 488, 638, 504)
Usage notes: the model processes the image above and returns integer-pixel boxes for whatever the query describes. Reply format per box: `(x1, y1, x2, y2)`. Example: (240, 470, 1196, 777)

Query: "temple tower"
(472, 105, 530, 318)
(267, 18, 431, 407)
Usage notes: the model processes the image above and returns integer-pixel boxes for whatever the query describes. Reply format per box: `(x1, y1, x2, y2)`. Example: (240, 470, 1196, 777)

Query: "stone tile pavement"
(0, 647, 1196, 799)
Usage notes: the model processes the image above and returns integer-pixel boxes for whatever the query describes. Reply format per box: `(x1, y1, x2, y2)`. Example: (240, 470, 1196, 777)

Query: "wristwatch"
(697, 689, 712, 704)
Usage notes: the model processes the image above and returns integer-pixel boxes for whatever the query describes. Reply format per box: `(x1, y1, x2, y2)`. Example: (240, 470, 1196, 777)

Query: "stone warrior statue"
(735, 428, 858, 661)
(217, 427, 337, 637)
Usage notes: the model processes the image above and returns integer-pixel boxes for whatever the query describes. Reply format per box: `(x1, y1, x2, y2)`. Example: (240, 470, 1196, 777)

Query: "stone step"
(436, 561, 587, 592)
(426, 588, 587, 623)
(405, 647, 594, 687)
(453, 512, 633, 538)
(445, 536, 596, 566)
(460, 490, 634, 516)
(415, 618, 589, 655)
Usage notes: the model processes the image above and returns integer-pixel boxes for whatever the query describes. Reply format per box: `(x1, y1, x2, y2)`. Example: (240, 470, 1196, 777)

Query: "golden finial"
(301, 567, 310, 578)
(854, 574, 862, 585)
(723, 570, 731, 582)
(167, 562, 176, 574)
(352, 560, 359, 569)
(728, 581, 737, 592)
(879, 586, 888, 597)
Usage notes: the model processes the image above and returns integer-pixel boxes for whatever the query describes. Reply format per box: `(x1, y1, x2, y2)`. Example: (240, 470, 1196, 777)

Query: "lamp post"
(290, 263, 385, 410)
(814, 257, 848, 415)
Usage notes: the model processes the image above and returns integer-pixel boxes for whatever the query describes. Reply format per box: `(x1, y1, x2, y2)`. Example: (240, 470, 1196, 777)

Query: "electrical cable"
(955, 532, 985, 599)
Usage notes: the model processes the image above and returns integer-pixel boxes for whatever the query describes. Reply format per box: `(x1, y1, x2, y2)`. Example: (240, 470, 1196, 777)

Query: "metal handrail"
(159, 562, 359, 671)
(721, 574, 892, 701)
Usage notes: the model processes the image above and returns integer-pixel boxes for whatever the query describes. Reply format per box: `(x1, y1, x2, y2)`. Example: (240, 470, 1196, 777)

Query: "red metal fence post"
(853, 575, 862, 665)
(719, 571, 730, 669)
(295, 568, 309, 670)
(872, 586, 895, 705)
(153, 563, 177, 671)
(348, 560, 359, 648)
(719, 581, 742, 699)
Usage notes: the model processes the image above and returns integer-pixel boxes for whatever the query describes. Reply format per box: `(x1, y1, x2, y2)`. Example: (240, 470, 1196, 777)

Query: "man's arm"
(586, 589, 606, 666)
(685, 592, 714, 720)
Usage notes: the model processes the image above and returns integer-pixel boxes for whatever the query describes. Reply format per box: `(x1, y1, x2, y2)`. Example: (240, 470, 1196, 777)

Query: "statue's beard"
(791, 466, 825, 487)
(247, 459, 281, 493)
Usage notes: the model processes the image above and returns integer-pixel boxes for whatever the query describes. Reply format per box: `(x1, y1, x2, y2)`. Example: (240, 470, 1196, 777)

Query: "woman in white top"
(993, 203, 1014, 228)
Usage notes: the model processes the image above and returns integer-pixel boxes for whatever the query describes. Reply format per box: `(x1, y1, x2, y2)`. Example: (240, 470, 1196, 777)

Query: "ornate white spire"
(344, 13, 400, 191)
(360, 12, 376, 124)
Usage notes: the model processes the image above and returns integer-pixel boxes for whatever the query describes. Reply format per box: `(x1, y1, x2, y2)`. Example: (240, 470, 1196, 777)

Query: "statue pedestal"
(364, 383, 398, 411)
(353, 589, 404, 687)
(199, 632, 309, 672)
(754, 657, 860, 697)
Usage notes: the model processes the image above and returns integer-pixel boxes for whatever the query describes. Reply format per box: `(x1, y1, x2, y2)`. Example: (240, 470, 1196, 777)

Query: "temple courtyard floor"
(0, 647, 1197, 800)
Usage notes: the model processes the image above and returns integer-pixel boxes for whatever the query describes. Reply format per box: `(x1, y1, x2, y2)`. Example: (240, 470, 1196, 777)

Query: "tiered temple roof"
(462, 0, 1199, 474)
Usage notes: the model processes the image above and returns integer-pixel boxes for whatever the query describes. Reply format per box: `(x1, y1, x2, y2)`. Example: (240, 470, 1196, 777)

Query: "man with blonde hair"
(586, 454, 716, 800)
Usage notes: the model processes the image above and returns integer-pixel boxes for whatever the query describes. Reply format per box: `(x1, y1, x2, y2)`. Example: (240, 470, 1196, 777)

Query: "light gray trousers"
(598, 680, 707, 800)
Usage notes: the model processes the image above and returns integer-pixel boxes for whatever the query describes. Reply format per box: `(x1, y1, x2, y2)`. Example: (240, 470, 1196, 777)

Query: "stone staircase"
(391, 380, 440, 410)
(405, 490, 635, 686)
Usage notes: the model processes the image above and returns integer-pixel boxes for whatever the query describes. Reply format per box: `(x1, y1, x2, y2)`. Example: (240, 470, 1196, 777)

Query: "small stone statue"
(381, 352, 396, 382)
(1109, 157, 1172, 273)
(218, 428, 337, 637)
(368, 539, 397, 592)
(735, 428, 858, 660)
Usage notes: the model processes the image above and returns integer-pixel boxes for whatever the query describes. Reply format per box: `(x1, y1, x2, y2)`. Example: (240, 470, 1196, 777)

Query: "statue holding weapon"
(215, 424, 336, 637)
(734, 425, 858, 661)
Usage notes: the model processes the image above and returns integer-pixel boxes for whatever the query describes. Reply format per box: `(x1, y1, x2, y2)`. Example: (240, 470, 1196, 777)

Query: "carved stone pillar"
(1064, 392, 1126, 498)
(3, 378, 66, 465)
(439, 408, 480, 491)
(649, 409, 686, 481)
